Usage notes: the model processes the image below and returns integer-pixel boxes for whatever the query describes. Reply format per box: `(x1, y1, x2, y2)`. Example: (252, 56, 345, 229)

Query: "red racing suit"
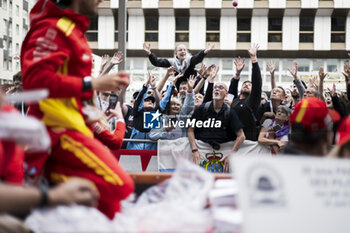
(0, 104, 24, 185)
(21, 0, 134, 219)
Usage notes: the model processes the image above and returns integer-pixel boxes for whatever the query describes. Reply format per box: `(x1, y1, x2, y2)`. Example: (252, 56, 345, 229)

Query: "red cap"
(290, 97, 340, 134)
(336, 117, 350, 146)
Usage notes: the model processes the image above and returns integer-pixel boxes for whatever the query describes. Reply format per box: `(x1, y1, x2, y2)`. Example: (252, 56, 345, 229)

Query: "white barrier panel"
(158, 137, 271, 172)
(233, 156, 350, 233)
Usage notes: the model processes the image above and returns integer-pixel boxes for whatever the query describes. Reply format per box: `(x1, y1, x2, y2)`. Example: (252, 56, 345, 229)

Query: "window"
(3, 59, 8, 71)
(268, 18, 282, 42)
(3, 19, 7, 34)
(9, 21, 12, 36)
(299, 17, 314, 43)
(206, 17, 220, 42)
(327, 59, 338, 72)
(237, 18, 251, 42)
(86, 16, 98, 41)
(175, 17, 189, 42)
(16, 5, 19, 16)
(312, 59, 324, 71)
(9, 0, 12, 15)
(15, 43, 19, 53)
(222, 59, 233, 70)
(23, 9, 28, 18)
(22, 27, 27, 40)
(297, 59, 310, 72)
(3, 0, 7, 10)
(8, 41, 12, 57)
(145, 16, 158, 42)
(133, 58, 145, 70)
(331, 17, 345, 43)
(16, 24, 19, 35)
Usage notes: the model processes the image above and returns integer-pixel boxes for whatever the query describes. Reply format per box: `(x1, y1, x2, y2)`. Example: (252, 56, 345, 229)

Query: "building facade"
(1, 0, 349, 93)
(0, 0, 34, 84)
(89, 0, 350, 95)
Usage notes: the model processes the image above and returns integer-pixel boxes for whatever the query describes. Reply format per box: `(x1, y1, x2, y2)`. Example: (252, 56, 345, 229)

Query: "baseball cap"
(290, 97, 340, 134)
(336, 117, 350, 146)
(144, 96, 156, 103)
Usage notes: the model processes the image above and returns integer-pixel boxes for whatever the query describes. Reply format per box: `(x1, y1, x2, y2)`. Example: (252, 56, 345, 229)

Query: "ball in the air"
(232, 1, 238, 7)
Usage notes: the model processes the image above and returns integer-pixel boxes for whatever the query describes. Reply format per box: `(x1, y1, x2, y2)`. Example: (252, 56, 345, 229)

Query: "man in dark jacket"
(229, 43, 262, 141)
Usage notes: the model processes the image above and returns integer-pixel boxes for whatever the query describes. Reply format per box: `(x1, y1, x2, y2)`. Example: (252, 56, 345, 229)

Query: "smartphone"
(106, 94, 118, 115)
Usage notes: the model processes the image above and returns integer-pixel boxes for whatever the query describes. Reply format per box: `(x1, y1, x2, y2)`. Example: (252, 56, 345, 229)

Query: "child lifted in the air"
(143, 43, 214, 90)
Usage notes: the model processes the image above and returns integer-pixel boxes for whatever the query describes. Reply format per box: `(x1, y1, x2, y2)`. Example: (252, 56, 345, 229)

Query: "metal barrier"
(122, 139, 157, 143)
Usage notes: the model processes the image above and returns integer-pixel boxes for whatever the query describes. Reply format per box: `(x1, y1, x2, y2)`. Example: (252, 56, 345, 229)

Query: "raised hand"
(93, 71, 130, 92)
(343, 62, 350, 83)
(194, 64, 207, 78)
(173, 73, 184, 85)
(187, 75, 196, 92)
(327, 83, 336, 97)
(147, 71, 157, 88)
(166, 66, 176, 77)
(101, 54, 109, 67)
(319, 66, 328, 81)
(143, 43, 151, 55)
(309, 76, 319, 88)
(204, 43, 215, 54)
(209, 65, 220, 83)
(287, 61, 298, 80)
(234, 57, 246, 74)
(247, 43, 259, 59)
(107, 102, 123, 121)
(267, 60, 276, 74)
(110, 51, 123, 65)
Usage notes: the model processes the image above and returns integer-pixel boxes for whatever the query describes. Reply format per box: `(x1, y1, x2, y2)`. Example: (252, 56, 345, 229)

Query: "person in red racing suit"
(21, 0, 133, 219)
(0, 99, 25, 185)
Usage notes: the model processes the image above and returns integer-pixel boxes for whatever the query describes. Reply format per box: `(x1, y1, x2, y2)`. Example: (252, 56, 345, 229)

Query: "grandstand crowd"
(0, 0, 350, 230)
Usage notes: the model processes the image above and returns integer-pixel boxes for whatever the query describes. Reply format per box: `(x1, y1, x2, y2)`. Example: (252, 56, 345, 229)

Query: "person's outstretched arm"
(342, 61, 350, 101)
(267, 60, 276, 90)
(203, 65, 220, 103)
(189, 44, 214, 67)
(99, 51, 123, 76)
(247, 44, 262, 110)
(157, 66, 175, 93)
(0, 178, 99, 216)
(143, 43, 172, 67)
(318, 66, 327, 102)
(229, 57, 245, 98)
(21, 25, 129, 99)
(288, 61, 305, 99)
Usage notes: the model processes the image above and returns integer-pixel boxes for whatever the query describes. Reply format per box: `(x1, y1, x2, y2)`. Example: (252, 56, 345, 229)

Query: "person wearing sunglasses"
(188, 82, 245, 172)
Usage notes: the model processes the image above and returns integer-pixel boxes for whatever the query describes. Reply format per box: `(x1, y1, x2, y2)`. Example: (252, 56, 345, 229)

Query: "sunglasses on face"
(213, 85, 226, 90)
(14, 82, 22, 85)
(102, 93, 110, 97)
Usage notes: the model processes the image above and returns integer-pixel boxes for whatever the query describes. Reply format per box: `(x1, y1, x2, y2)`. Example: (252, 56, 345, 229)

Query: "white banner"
(233, 156, 350, 233)
(158, 138, 271, 172)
